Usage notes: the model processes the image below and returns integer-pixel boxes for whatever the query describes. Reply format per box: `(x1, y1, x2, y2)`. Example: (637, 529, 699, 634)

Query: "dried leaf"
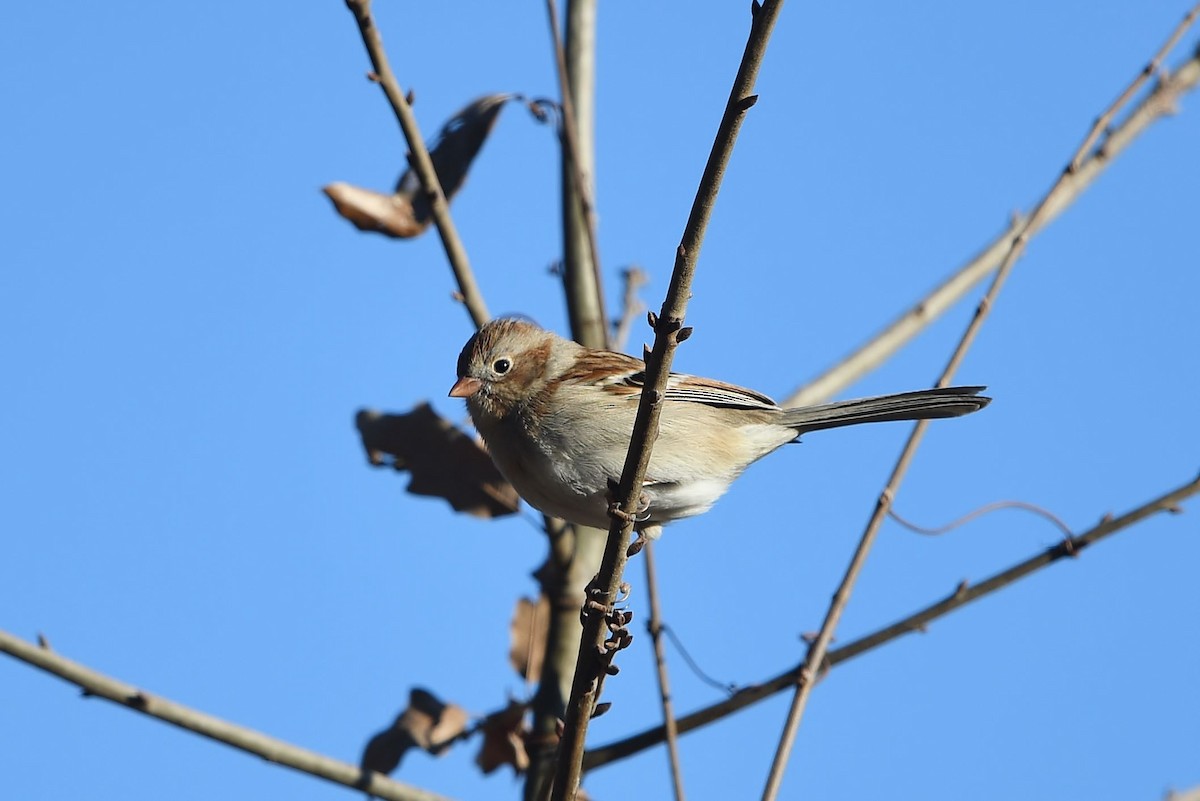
(325, 93, 513, 239)
(360, 688, 470, 775)
(409, 689, 470, 755)
(360, 725, 412, 776)
(322, 182, 425, 238)
(397, 92, 511, 203)
(509, 595, 549, 682)
(475, 699, 530, 775)
(356, 404, 519, 519)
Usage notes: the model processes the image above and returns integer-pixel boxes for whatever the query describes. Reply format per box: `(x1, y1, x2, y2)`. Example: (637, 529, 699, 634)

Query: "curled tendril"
(889, 500, 1075, 540)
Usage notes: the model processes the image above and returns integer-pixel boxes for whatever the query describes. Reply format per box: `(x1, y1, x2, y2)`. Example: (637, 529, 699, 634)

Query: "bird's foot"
(580, 577, 632, 627)
(605, 479, 651, 520)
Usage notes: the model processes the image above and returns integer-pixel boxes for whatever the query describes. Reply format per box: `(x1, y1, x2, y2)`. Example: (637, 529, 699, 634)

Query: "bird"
(449, 318, 989, 550)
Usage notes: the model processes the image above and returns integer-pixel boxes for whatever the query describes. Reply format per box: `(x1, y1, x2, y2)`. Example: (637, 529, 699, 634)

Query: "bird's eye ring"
(493, 358, 512, 374)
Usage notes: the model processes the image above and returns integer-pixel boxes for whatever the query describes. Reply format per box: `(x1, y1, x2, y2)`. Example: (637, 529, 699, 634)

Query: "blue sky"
(3, 2, 1198, 800)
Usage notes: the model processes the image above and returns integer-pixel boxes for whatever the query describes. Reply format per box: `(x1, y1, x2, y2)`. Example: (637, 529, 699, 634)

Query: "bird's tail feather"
(781, 386, 989, 435)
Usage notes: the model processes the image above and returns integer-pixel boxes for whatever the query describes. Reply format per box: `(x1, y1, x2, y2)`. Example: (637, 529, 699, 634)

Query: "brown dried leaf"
(360, 725, 413, 776)
(410, 689, 470, 755)
(475, 699, 530, 775)
(325, 93, 512, 239)
(322, 182, 425, 238)
(360, 688, 471, 775)
(397, 93, 511, 204)
(509, 595, 549, 682)
(356, 404, 519, 519)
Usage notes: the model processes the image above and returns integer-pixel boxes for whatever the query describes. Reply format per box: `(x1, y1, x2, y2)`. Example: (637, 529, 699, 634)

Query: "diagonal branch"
(761, 12, 1200, 798)
(0, 628, 454, 801)
(583, 472, 1200, 770)
(343, 0, 490, 330)
(783, 42, 1200, 409)
(1071, 3, 1199, 172)
(549, 3, 787, 799)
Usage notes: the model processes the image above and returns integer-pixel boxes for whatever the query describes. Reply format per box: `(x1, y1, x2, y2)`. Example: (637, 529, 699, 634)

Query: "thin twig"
(549, 3, 787, 799)
(783, 40, 1200, 409)
(0, 628, 454, 801)
(660, 624, 738, 695)
(343, 0, 490, 330)
(761, 13, 1200, 798)
(889, 499, 1075, 540)
(643, 541, 687, 801)
(612, 266, 649, 352)
(1071, 3, 1200, 173)
(546, 0, 610, 348)
(583, 472, 1200, 770)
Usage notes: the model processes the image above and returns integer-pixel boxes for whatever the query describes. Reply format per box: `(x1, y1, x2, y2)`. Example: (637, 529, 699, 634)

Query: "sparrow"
(449, 318, 989, 547)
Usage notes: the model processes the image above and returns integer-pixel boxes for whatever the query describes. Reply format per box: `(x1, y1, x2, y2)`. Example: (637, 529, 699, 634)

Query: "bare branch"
(643, 541, 686, 801)
(584, 472, 1200, 770)
(0, 628, 455, 801)
(761, 15, 1200, 798)
(550, 3, 787, 799)
(546, 0, 609, 348)
(343, 0, 490, 330)
(764, 41, 1200, 790)
(611, 266, 649, 352)
(525, 521, 605, 801)
(1070, 3, 1200, 173)
(784, 42, 1200, 408)
(525, 6, 614, 799)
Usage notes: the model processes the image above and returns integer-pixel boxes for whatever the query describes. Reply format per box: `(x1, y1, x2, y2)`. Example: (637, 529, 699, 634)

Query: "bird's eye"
(493, 358, 512, 374)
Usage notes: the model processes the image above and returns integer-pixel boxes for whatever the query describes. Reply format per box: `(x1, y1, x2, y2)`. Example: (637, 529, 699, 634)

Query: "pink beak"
(448, 376, 482, 398)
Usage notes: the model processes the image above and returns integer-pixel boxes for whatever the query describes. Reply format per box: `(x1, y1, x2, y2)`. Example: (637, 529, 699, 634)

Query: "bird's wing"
(636, 371, 781, 411)
(555, 349, 781, 411)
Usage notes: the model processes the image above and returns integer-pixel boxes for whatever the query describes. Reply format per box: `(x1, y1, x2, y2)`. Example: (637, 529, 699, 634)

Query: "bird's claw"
(605, 480, 652, 529)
